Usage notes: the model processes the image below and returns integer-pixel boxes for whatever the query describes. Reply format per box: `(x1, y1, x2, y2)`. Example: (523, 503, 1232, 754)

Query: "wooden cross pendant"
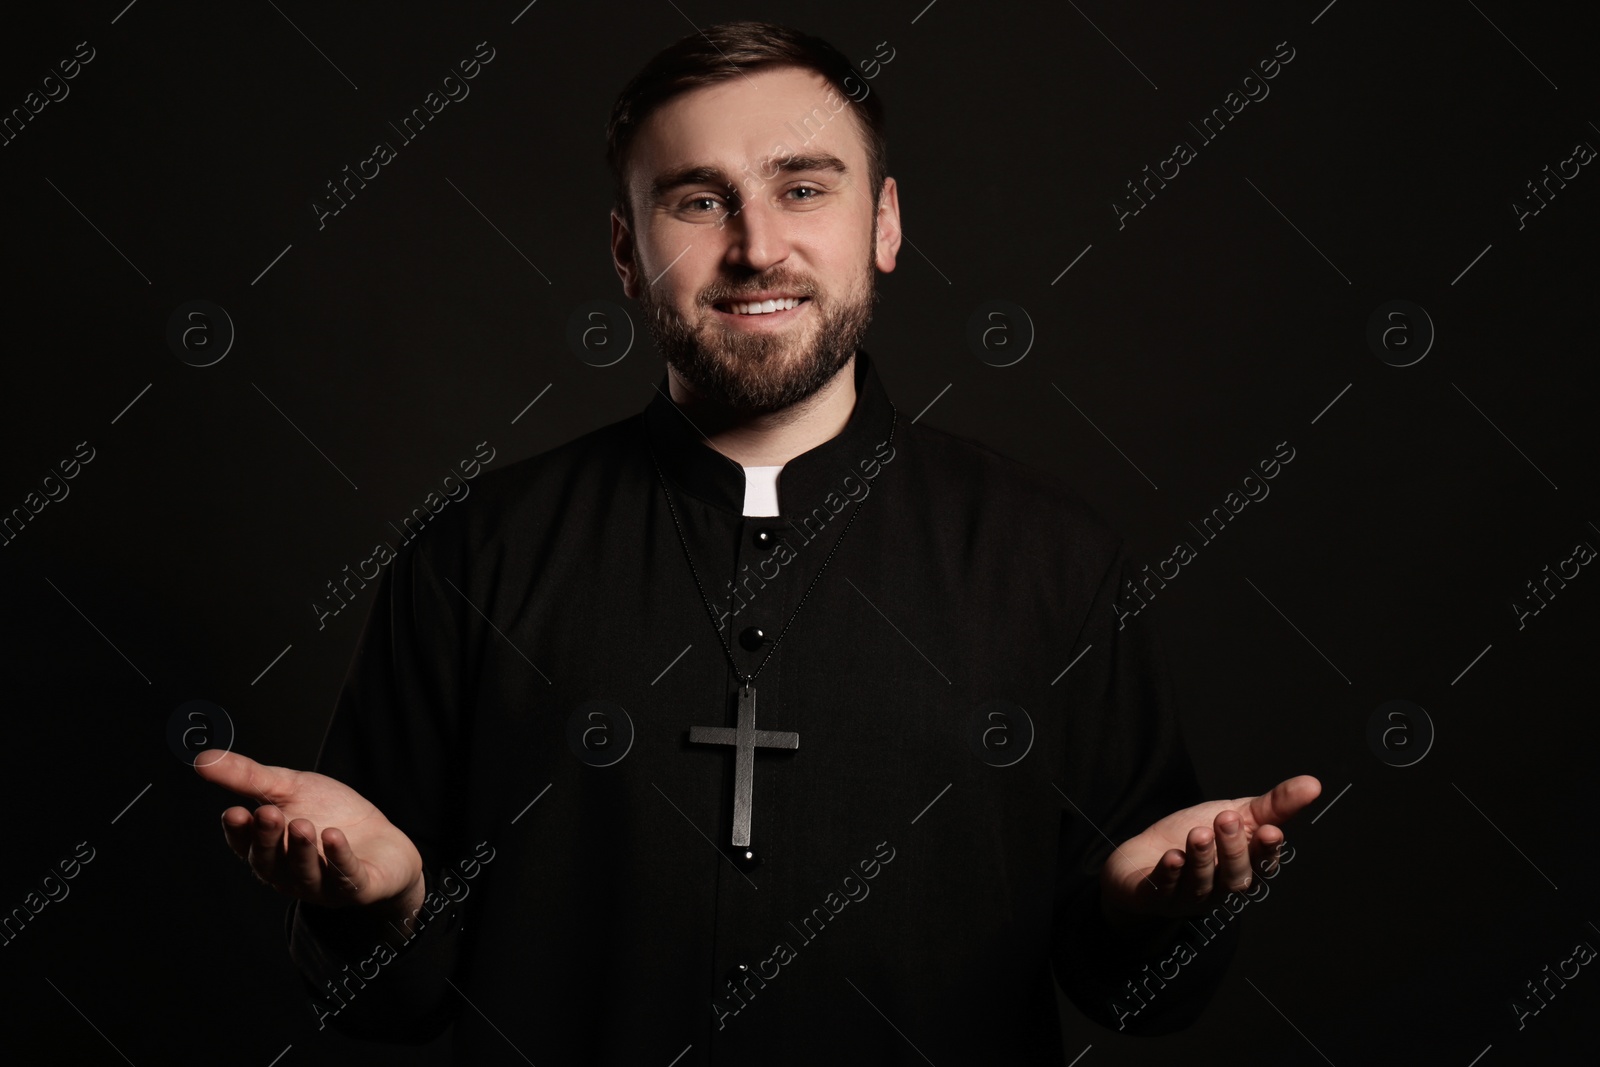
(688, 683, 798, 848)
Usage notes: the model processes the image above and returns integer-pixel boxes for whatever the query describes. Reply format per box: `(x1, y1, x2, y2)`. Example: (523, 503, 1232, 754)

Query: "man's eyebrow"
(649, 153, 850, 201)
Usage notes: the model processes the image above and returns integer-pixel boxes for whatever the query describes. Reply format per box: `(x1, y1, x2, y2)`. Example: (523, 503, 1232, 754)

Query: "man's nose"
(721, 196, 791, 273)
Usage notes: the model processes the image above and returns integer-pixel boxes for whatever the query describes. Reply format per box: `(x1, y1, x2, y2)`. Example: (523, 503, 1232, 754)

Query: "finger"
(193, 750, 296, 806)
(284, 818, 323, 895)
(1177, 824, 1217, 902)
(1214, 810, 1252, 892)
(1249, 824, 1285, 875)
(221, 806, 254, 861)
(248, 804, 287, 885)
(1148, 848, 1185, 898)
(320, 826, 367, 899)
(1245, 775, 1322, 828)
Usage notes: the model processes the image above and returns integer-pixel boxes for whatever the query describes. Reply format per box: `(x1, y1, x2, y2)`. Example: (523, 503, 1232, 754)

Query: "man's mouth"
(713, 296, 812, 316)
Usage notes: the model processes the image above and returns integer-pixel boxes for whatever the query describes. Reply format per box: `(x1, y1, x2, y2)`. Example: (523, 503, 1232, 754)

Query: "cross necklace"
(649, 407, 897, 859)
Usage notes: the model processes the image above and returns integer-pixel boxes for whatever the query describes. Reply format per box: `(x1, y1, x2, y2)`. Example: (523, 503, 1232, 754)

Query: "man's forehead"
(632, 67, 862, 184)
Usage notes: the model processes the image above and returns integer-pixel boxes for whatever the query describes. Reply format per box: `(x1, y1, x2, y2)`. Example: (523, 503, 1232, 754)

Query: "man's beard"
(634, 244, 879, 415)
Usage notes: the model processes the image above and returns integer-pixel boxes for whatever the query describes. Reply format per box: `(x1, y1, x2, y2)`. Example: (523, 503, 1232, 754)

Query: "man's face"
(611, 65, 901, 414)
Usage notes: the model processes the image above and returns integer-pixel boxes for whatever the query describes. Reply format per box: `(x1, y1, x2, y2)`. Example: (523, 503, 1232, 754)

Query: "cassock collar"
(644, 349, 897, 519)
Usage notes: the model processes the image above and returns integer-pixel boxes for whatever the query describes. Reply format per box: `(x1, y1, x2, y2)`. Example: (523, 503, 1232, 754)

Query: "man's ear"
(610, 208, 640, 300)
(873, 176, 902, 274)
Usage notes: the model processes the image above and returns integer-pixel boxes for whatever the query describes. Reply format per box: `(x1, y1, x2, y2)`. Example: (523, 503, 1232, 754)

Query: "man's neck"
(667, 354, 858, 468)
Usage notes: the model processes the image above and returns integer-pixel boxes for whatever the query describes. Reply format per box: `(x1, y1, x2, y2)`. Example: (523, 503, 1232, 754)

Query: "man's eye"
(788, 186, 823, 200)
(685, 196, 726, 213)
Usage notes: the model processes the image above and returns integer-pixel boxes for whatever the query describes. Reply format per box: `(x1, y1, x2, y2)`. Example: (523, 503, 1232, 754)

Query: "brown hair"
(605, 21, 889, 228)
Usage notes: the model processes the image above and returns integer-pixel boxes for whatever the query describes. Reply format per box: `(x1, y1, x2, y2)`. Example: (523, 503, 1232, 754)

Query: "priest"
(199, 20, 1319, 1065)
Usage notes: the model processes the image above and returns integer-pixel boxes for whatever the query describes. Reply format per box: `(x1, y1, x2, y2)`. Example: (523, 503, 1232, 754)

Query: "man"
(200, 21, 1319, 1064)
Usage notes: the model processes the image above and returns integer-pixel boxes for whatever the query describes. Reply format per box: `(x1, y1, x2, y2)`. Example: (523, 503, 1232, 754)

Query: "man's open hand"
(1099, 775, 1321, 925)
(194, 749, 425, 919)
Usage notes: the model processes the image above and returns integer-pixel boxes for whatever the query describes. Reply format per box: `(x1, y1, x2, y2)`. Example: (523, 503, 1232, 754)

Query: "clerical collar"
(741, 466, 783, 517)
(643, 349, 898, 519)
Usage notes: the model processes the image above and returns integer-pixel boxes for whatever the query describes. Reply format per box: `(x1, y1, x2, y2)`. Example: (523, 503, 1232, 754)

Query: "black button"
(752, 527, 779, 551)
(739, 626, 766, 651)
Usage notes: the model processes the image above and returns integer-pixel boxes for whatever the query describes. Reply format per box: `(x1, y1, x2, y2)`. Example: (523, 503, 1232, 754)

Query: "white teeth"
(725, 297, 804, 315)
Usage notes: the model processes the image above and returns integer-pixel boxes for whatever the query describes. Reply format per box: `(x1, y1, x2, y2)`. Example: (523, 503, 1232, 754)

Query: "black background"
(1, 1, 1594, 1063)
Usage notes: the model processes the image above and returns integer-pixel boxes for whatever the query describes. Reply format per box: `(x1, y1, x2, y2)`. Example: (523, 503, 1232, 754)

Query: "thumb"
(1244, 774, 1322, 828)
(192, 749, 296, 804)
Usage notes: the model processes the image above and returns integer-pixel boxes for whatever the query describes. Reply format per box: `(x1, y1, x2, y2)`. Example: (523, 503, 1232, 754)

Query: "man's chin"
(666, 340, 847, 414)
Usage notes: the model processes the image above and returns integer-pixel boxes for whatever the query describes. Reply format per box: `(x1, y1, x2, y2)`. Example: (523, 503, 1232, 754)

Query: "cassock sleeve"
(1050, 542, 1241, 1034)
(285, 535, 470, 1043)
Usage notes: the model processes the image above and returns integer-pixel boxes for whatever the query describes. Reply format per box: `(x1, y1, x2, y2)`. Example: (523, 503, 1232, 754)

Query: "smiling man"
(201, 21, 1318, 1066)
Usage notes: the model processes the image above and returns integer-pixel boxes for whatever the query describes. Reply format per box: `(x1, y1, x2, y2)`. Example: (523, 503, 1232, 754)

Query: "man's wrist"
(303, 871, 430, 952)
(1097, 884, 1185, 957)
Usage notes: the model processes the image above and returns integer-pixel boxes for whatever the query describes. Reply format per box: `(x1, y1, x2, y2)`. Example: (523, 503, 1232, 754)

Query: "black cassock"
(285, 349, 1239, 1064)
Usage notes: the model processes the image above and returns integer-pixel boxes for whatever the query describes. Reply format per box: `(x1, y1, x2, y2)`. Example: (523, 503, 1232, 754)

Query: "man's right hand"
(195, 749, 425, 923)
